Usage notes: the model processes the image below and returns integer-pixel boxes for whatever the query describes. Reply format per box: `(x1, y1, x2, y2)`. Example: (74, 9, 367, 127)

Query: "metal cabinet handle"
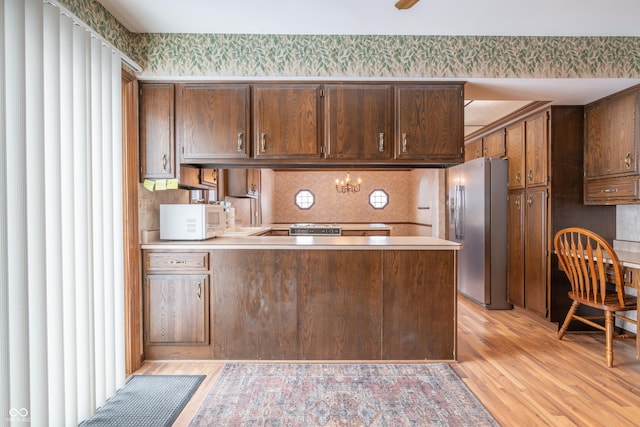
(625, 152, 632, 169)
(196, 282, 201, 300)
(167, 259, 186, 265)
(528, 169, 533, 182)
(261, 133, 267, 152)
(515, 197, 521, 210)
(401, 133, 407, 153)
(476, 149, 481, 158)
(527, 196, 533, 207)
(237, 132, 244, 152)
(162, 153, 167, 172)
(378, 133, 385, 152)
(516, 171, 521, 184)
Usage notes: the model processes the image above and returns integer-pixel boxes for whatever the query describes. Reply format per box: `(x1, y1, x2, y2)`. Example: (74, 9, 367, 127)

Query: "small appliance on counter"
(160, 204, 226, 240)
(289, 224, 342, 236)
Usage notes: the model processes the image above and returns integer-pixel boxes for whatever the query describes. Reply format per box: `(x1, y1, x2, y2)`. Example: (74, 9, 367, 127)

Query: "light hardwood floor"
(134, 295, 640, 426)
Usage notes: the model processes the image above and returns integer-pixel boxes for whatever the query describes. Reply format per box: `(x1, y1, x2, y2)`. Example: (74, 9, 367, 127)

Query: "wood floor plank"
(132, 294, 640, 426)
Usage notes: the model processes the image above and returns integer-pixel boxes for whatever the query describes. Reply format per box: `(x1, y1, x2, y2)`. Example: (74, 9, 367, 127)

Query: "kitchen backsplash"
(617, 205, 640, 242)
(265, 169, 444, 236)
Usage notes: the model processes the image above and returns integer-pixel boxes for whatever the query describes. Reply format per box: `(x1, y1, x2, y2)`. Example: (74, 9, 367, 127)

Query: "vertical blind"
(1, 0, 127, 425)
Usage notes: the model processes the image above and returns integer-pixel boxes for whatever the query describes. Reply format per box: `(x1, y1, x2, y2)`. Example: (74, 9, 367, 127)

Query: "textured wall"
(267, 170, 441, 230)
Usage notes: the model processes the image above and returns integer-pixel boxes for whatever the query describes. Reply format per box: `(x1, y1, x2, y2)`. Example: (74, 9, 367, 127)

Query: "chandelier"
(335, 172, 361, 193)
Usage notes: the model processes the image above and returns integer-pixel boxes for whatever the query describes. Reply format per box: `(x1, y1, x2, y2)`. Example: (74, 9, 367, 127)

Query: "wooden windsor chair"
(554, 227, 637, 367)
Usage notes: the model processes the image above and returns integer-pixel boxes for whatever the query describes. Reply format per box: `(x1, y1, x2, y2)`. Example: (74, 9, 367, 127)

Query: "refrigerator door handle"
(455, 185, 464, 240)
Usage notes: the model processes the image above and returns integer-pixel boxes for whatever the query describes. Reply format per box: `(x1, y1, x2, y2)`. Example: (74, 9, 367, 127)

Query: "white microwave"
(160, 204, 226, 240)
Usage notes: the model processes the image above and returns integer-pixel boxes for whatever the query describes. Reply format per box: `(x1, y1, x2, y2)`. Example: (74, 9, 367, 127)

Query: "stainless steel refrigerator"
(447, 157, 512, 310)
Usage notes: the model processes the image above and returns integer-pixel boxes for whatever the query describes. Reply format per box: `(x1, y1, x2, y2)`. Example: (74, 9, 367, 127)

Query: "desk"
(611, 246, 640, 360)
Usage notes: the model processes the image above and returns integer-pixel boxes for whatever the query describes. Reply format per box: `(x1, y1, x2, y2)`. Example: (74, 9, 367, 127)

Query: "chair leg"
(558, 301, 580, 340)
(605, 310, 614, 368)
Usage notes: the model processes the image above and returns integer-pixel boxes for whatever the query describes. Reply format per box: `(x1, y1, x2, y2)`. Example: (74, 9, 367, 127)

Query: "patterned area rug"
(189, 363, 498, 426)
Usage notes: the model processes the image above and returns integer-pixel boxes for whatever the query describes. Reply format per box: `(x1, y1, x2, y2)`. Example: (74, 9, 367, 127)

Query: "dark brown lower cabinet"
(144, 248, 457, 361)
(507, 187, 548, 317)
(297, 250, 382, 360)
(382, 250, 455, 360)
(212, 250, 298, 360)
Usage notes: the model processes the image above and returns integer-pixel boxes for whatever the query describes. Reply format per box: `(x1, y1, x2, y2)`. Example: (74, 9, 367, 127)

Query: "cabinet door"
(324, 84, 393, 160)
(525, 112, 549, 187)
(604, 90, 638, 176)
(464, 139, 483, 162)
(145, 274, 209, 345)
(507, 190, 525, 308)
(483, 129, 506, 158)
(506, 122, 525, 189)
(584, 102, 606, 179)
(177, 84, 250, 160)
(395, 85, 464, 162)
(212, 250, 298, 359)
(253, 84, 322, 159)
(140, 83, 174, 179)
(226, 168, 260, 197)
(524, 187, 548, 318)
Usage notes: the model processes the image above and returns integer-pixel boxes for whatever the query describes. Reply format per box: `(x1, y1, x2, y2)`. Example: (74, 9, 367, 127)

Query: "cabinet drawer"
(145, 252, 209, 271)
(585, 176, 640, 205)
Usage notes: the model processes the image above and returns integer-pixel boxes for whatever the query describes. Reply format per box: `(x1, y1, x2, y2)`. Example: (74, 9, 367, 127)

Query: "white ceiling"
(97, 0, 640, 136)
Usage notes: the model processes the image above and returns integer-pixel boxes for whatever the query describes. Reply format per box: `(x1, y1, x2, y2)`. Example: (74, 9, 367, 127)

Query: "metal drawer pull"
(237, 132, 244, 152)
(167, 259, 186, 265)
(378, 133, 385, 152)
(600, 188, 618, 193)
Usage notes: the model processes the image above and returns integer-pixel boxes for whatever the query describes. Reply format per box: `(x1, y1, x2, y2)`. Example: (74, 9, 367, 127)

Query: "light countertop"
(141, 234, 460, 251)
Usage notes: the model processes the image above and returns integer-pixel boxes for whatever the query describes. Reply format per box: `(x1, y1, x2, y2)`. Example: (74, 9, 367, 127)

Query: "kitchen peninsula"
(141, 234, 460, 361)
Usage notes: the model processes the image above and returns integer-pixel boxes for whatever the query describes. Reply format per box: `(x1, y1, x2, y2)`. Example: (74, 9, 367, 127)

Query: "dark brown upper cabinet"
(139, 83, 175, 179)
(584, 85, 640, 204)
(324, 84, 393, 160)
(395, 84, 464, 163)
(252, 84, 322, 159)
(176, 83, 251, 161)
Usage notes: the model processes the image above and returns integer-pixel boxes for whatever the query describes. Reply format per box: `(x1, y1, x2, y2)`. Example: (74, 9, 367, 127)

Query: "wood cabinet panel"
(297, 250, 382, 359)
(506, 122, 525, 189)
(524, 112, 549, 187)
(253, 84, 322, 159)
(395, 85, 464, 162)
(140, 83, 174, 179)
(341, 229, 390, 236)
(584, 175, 640, 204)
(177, 83, 250, 160)
(464, 139, 483, 162)
(483, 129, 506, 158)
(382, 250, 455, 360)
(324, 84, 393, 160)
(145, 274, 209, 345)
(584, 86, 640, 204)
(145, 251, 209, 271)
(507, 191, 525, 308)
(211, 250, 298, 359)
(523, 187, 548, 317)
(586, 90, 638, 178)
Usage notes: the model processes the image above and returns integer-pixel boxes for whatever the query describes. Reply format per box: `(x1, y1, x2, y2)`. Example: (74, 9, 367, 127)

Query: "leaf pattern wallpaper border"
(61, 0, 640, 79)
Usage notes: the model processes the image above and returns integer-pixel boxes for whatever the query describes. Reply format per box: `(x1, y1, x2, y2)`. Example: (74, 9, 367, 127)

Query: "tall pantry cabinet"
(505, 107, 615, 321)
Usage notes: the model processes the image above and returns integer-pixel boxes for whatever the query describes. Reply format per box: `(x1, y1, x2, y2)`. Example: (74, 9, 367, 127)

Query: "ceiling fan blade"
(395, 0, 420, 9)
